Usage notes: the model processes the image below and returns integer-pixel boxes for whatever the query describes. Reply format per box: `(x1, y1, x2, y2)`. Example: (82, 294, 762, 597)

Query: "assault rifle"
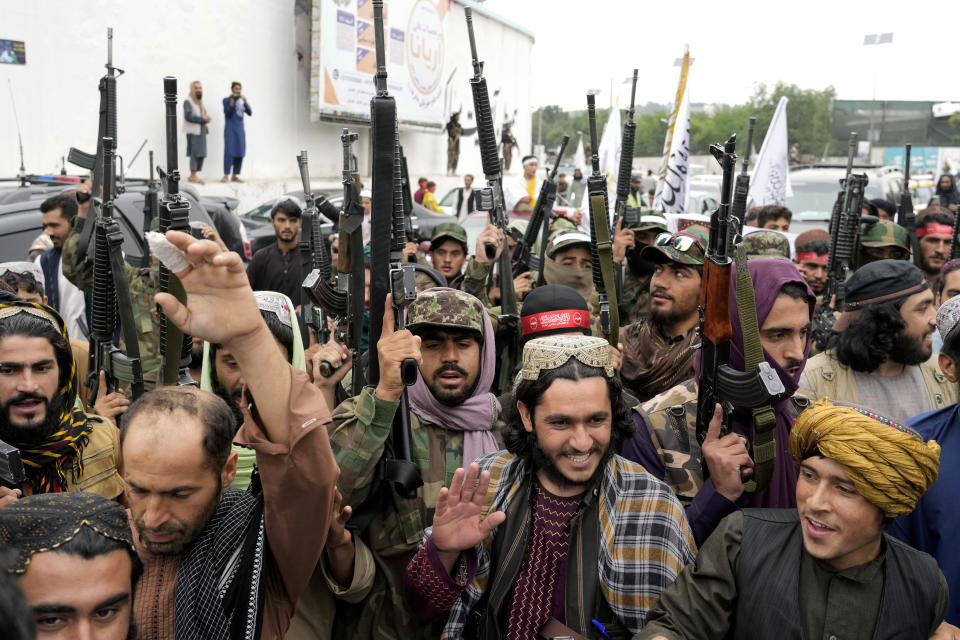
(69, 28, 123, 271)
(0, 440, 25, 489)
(694, 135, 785, 485)
(612, 70, 638, 315)
(586, 94, 619, 348)
(88, 136, 144, 401)
(813, 134, 868, 351)
(465, 7, 519, 395)
(513, 135, 569, 275)
(730, 116, 756, 248)
(156, 77, 196, 388)
(366, 0, 422, 500)
(297, 150, 332, 348)
(142, 151, 159, 242)
(898, 144, 922, 265)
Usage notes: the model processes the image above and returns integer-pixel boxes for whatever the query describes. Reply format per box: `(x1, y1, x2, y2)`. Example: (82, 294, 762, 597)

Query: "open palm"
(432, 464, 506, 554)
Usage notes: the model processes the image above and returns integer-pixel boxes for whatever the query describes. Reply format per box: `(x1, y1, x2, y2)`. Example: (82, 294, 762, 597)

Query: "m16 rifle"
(586, 94, 619, 348)
(813, 134, 869, 351)
(730, 116, 756, 247)
(156, 77, 196, 387)
(695, 134, 786, 490)
(612, 70, 638, 315)
(69, 28, 123, 271)
(513, 135, 569, 276)
(465, 7, 519, 395)
(297, 150, 332, 348)
(87, 136, 143, 401)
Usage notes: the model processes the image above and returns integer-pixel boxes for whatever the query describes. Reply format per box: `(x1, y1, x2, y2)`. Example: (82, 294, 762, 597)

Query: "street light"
(863, 33, 894, 147)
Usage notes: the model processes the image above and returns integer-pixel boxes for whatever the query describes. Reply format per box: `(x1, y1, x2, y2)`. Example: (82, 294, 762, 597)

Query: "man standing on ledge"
(222, 81, 252, 183)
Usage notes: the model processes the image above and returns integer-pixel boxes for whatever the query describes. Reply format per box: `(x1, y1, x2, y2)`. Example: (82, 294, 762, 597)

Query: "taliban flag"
(749, 96, 793, 206)
(653, 48, 691, 213)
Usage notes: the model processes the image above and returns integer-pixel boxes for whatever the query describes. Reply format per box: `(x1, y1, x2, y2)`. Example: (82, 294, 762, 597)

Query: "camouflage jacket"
(635, 379, 816, 505)
(61, 219, 160, 390)
(620, 270, 652, 327)
(328, 386, 505, 640)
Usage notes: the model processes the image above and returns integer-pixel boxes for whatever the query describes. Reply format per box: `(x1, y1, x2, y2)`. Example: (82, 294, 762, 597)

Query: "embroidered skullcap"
(790, 398, 941, 515)
(521, 335, 614, 380)
(937, 294, 960, 342)
(0, 302, 61, 332)
(0, 492, 134, 574)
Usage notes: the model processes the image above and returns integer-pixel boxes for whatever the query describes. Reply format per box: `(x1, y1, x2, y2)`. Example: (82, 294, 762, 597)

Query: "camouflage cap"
(860, 220, 909, 249)
(742, 230, 791, 261)
(547, 230, 591, 259)
(636, 214, 669, 232)
(406, 288, 485, 334)
(640, 226, 708, 266)
(430, 222, 468, 250)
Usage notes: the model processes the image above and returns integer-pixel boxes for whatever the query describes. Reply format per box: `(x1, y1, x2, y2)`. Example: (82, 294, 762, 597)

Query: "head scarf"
(934, 173, 960, 206)
(200, 291, 305, 490)
(695, 259, 815, 507)
(790, 398, 940, 514)
(0, 492, 134, 573)
(0, 301, 91, 493)
(406, 287, 500, 466)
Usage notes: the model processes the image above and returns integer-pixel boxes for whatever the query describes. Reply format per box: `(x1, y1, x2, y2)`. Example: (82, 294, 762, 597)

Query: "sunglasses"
(653, 231, 704, 253)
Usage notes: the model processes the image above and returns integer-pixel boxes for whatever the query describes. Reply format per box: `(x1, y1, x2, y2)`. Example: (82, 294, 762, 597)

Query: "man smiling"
(402, 335, 694, 638)
(636, 399, 949, 640)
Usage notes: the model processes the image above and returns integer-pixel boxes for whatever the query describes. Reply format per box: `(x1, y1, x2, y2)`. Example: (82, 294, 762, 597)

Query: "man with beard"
(625, 260, 818, 544)
(0, 492, 142, 640)
(37, 193, 87, 342)
(612, 212, 669, 325)
(121, 230, 338, 640)
(915, 211, 954, 288)
(794, 229, 830, 297)
(619, 228, 706, 403)
(567, 167, 587, 209)
(929, 173, 960, 212)
(246, 197, 304, 306)
(402, 335, 695, 638)
(801, 260, 956, 422)
(636, 399, 951, 640)
(327, 288, 504, 639)
(0, 301, 123, 505)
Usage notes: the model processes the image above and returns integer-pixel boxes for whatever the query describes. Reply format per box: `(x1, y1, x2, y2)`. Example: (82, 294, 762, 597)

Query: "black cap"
(845, 259, 927, 306)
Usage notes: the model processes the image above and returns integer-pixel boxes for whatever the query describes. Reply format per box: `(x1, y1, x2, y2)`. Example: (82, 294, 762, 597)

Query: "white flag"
(597, 99, 621, 190)
(654, 49, 692, 213)
(572, 135, 586, 174)
(749, 96, 793, 206)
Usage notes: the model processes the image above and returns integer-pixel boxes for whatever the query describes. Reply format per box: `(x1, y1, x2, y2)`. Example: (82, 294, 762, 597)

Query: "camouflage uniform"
(61, 218, 160, 390)
(742, 230, 791, 260)
(857, 220, 911, 266)
(619, 212, 668, 326)
(327, 290, 503, 639)
(636, 380, 816, 505)
(429, 222, 489, 301)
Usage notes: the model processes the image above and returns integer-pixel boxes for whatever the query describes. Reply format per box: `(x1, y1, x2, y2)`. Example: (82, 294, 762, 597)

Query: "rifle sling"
(590, 194, 620, 345)
(733, 245, 773, 492)
(105, 221, 144, 398)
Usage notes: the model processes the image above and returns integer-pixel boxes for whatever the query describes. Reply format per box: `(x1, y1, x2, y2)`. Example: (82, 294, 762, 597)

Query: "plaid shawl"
(436, 452, 696, 638)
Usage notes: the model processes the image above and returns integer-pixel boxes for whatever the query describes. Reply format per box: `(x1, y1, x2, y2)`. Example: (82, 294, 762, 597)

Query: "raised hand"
(701, 404, 754, 502)
(431, 463, 506, 572)
(373, 293, 421, 402)
(612, 217, 635, 265)
(475, 223, 504, 266)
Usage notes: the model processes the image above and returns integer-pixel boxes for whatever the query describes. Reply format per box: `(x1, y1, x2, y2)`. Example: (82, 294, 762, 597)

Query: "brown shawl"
(619, 320, 698, 402)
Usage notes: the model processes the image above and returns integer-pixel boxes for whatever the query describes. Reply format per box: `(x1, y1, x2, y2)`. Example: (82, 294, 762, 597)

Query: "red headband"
(521, 309, 591, 335)
(795, 251, 828, 264)
(917, 224, 953, 237)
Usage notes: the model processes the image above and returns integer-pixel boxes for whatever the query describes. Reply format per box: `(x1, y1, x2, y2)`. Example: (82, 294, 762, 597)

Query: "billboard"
(0, 40, 25, 65)
(317, 0, 447, 127)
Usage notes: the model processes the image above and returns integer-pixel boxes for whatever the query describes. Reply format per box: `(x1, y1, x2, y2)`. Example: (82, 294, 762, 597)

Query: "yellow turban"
(790, 398, 941, 515)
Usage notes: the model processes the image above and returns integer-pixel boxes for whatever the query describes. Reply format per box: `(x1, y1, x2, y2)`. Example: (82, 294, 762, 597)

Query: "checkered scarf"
(436, 452, 696, 637)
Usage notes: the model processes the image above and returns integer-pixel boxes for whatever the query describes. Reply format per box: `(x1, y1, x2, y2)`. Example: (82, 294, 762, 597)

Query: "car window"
(788, 182, 839, 215)
(439, 189, 458, 207)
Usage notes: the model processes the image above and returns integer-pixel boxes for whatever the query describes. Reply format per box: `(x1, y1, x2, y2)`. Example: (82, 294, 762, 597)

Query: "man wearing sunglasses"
(620, 228, 707, 404)
(612, 212, 669, 326)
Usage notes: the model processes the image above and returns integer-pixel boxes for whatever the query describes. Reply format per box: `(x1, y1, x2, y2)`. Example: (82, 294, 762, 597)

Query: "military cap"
(0, 492, 134, 574)
(622, 209, 669, 232)
(547, 230, 591, 259)
(406, 287, 485, 334)
(742, 230, 791, 261)
(833, 259, 929, 331)
(640, 226, 708, 266)
(860, 220, 910, 249)
(430, 222, 468, 251)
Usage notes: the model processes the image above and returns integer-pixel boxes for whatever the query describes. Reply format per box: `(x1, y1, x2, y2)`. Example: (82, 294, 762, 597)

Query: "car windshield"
(788, 182, 840, 215)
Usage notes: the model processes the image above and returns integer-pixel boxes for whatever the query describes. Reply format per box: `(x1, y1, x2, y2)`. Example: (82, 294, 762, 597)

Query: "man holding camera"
(223, 81, 252, 183)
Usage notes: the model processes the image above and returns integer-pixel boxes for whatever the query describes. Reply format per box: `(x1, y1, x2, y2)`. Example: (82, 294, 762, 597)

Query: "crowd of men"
(2, 157, 960, 640)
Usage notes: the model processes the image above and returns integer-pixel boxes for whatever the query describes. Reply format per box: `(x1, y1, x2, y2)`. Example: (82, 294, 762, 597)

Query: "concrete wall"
(0, 0, 533, 182)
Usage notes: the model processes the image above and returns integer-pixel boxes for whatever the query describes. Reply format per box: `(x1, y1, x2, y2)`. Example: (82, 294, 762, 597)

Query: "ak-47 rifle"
(465, 7, 519, 395)
(69, 28, 123, 271)
(156, 77, 196, 387)
(813, 134, 869, 351)
(513, 135, 569, 275)
(694, 135, 785, 488)
(730, 116, 756, 248)
(366, 0, 422, 500)
(586, 95, 620, 348)
(87, 136, 144, 401)
(0, 440, 25, 489)
(297, 150, 332, 348)
(612, 71, 638, 316)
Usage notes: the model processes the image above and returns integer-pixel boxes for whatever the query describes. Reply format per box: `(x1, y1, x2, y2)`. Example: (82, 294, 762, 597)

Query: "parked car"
(787, 164, 903, 218)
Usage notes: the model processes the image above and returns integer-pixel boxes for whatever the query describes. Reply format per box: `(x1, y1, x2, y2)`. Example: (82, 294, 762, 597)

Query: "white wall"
(0, 0, 533, 181)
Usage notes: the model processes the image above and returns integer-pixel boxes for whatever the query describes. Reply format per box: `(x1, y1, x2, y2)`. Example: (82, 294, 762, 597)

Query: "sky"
(480, 0, 952, 111)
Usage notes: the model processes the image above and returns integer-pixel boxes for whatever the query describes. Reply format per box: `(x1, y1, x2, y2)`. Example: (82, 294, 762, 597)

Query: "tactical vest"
(732, 509, 941, 640)
(638, 380, 815, 504)
(803, 351, 956, 413)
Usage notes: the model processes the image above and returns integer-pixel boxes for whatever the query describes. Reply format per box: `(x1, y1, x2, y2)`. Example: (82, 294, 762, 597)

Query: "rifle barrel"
(587, 94, 600, 174)
(163, 77, 179, 195)
(742, 116, 756, 174)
